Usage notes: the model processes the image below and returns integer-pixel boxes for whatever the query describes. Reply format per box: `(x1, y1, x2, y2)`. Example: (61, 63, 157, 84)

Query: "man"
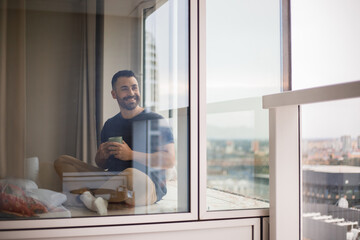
(55, 70, 175, 209)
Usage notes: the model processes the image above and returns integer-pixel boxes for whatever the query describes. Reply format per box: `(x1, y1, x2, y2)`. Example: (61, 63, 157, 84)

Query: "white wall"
(102, 2, 141, 123)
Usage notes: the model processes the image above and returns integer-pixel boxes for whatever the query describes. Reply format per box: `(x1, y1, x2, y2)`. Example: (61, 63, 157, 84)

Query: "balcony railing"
(262, 80, 360, 240)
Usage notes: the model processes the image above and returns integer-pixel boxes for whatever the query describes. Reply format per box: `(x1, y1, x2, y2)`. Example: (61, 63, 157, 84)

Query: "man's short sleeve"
(159, 119, 174, 145)
(144, 117, 174, 153)
(100, 122, 108, 144)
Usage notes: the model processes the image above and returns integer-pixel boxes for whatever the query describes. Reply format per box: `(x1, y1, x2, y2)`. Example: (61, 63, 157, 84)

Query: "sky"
(143, 0, 360, 140)
(291, 0, 360, 139)
(205, 0, 280, 140)
(301, 99, 360, 139)
(145, 0, 189, 111)
(206, 0, 281, 103)
(206, 0, 360, 140)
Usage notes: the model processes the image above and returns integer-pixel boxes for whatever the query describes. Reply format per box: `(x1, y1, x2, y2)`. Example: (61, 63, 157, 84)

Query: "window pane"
(291, 0, 360, 90)
(0, 0, 189, 219)
(206, 0, 281, 211)
(301, 98, 360, 239)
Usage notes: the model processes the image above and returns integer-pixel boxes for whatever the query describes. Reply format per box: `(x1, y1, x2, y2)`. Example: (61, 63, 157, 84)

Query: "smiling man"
(55, 70, 175, 209)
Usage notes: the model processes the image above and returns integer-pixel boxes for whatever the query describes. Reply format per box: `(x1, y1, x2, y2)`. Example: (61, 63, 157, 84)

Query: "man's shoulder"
(104, 113, 123, 125)
(135, 109, 164, 121)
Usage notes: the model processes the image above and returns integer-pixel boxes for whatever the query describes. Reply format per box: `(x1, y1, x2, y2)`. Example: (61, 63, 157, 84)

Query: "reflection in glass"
(205, 0, 280, 211)
(301, 99, 360, 240)
(0, 0, 189, 219)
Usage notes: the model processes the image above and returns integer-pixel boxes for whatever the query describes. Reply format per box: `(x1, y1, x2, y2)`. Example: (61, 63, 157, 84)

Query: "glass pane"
(0, 0, 189, 220)
(206, 0, 280, 211)
(302, 98, 360, 240)
(291, 0, 360, 90)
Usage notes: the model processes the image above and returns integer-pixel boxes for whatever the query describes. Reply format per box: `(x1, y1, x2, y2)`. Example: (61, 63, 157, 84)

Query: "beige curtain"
(76, 0, 103, 166)
(0, 0, 26, 179)
(0, 0, 104, 176)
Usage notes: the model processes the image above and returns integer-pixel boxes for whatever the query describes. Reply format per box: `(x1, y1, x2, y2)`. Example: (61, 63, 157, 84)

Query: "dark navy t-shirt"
(100, 109, 174, 201)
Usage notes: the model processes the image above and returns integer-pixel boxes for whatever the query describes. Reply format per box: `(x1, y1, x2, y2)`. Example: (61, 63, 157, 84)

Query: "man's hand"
(108, 141, 133, 161)
(95, 142, 113, 168)
(97, 142, 112, 160)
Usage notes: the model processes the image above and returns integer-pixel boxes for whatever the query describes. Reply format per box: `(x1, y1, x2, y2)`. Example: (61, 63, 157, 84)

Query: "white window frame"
(198, 0, 291, 220)
(1, 218, 261, 240)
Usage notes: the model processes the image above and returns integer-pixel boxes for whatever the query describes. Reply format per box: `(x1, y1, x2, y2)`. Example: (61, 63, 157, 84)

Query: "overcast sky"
(291, 0, 360, 139)
(146, 0, 360, 140)
(206, 0, 360, 140)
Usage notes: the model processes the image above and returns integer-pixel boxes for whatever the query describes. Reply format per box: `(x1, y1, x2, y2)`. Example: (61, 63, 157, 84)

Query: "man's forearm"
(132, 150, 175, 169)
(95, 152, 107, 169)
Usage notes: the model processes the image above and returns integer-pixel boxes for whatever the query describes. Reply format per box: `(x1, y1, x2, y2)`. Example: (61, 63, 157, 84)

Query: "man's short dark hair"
(111, 70, 136, 88)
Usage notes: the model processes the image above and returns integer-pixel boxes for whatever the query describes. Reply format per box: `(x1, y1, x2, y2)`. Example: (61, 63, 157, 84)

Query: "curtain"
(0, 0, 26, 179)
(0, 0, 104, 178)
(75, 0, 103, 166)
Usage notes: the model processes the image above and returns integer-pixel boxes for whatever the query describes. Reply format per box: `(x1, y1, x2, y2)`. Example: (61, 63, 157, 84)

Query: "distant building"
(225, 141, 234, 154)
(251, 140, 259, 153)
(340, 135, 352, 153)
(303, 165, 360, 206)
(145, 32, 159, 110)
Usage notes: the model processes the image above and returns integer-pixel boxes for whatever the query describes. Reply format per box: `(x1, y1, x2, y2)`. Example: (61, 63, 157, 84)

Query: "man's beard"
(118, 94, 140, 110)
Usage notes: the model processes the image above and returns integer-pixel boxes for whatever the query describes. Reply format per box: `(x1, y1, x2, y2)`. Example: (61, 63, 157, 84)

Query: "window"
(291, 1, 360, 237)
(263, 0, 360, 239)
(0, 0, 278, 235)
(202, 0, 280, 214)
(0, 0, 191, 224)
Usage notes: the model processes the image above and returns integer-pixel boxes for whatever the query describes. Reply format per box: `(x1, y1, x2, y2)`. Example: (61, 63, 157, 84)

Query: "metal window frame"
(198, 0, 290, 220)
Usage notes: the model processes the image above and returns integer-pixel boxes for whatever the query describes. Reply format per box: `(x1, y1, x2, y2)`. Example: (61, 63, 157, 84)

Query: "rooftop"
(303, 165, 360, 174)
